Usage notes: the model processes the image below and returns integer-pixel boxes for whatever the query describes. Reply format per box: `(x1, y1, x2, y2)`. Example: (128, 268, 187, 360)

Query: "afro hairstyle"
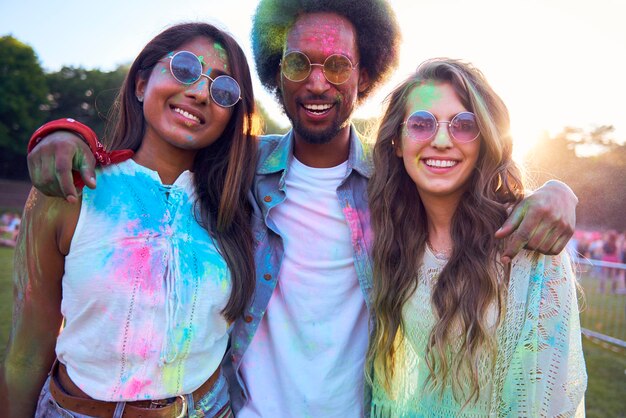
(251, 0, 401, 104)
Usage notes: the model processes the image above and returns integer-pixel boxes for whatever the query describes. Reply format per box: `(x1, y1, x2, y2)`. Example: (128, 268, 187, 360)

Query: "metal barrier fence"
(574, 257, 626, 351)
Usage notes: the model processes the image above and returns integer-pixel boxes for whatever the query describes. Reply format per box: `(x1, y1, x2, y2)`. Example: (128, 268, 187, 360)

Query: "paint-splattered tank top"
(56, 159, 231, 401)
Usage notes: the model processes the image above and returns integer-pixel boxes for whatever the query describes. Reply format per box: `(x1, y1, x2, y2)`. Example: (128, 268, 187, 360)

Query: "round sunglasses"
(402, 110, 480, 143)
(280, 51, 359, 85)
(167, 50, 241, 108)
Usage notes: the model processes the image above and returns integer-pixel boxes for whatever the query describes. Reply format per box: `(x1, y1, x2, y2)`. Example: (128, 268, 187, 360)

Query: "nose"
(430, 122, 453, 149)
(305, 64, 331, 95)
(185, 77, 210, 104)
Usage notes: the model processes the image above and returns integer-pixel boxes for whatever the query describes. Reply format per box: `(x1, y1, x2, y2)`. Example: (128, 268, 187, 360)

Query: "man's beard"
(289, 112, 348, 145)
(278, 92, 350, 145)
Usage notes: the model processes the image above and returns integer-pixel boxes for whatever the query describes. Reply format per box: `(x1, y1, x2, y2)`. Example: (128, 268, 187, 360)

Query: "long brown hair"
(104, 23, 259, 322)
(367, 58, 524, 403)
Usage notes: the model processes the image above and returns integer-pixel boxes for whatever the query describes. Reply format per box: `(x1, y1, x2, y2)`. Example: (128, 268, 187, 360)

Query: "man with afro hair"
(227, 1, 402, 416)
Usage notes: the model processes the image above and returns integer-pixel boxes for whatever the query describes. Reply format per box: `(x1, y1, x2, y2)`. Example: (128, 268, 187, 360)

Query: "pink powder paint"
(107, 237, 162, 294)
(120, 377, 152, 399)
(342, 205, 363, 250)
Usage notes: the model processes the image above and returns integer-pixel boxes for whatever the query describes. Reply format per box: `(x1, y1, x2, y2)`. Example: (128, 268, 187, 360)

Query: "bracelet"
(29, 118, 134, 166)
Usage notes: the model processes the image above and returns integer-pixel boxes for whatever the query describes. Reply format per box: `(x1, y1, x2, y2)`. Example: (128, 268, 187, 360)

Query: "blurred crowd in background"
(0, 212, 20, 248)
(570, 229, 626, 294)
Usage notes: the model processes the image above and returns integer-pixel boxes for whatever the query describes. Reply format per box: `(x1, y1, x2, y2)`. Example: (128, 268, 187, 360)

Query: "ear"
(276, 67, 285, 90)
(357, 68, 370, 93)
(275, 69, 285, 100)
(135, 74, 147, 101)
(394, 138, 403, 158)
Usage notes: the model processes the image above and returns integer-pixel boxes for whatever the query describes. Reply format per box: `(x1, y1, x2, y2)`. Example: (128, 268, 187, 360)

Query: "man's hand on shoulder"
(27, 131, 96, 203)
(496, 180, 577, 263)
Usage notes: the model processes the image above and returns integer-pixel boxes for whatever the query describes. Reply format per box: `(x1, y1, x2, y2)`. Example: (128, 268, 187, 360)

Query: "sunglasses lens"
(405, 111, 437, 141)
(170, 51, 202, 84)
(324, 54, 353, 84)
(282, 52, 310, 82)
(210, 76, 241, 107)
(450, 112, 479, 142)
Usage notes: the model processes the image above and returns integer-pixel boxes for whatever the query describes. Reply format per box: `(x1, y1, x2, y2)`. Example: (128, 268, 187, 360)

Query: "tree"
(0, 36, 49, 178)
(524, 127, 626, 231)
(45, 65, 127, 139)
(255, 101, 288, 135)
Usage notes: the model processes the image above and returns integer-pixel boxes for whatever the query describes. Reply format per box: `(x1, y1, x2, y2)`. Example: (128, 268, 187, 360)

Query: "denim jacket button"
(244, 315, 253, 323)
(263, 195, 272, 202)
(263, 273, 272, 281)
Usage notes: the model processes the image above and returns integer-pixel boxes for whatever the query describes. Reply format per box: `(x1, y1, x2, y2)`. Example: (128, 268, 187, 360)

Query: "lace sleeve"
(499, 252, 587, 417)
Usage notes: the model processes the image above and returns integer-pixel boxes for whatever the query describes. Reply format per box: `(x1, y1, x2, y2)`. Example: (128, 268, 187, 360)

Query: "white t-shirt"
(238, 157, 369, 417)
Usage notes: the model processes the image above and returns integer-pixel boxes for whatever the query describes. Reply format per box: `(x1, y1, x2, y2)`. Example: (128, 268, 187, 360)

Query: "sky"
(2, 0, 625, 159)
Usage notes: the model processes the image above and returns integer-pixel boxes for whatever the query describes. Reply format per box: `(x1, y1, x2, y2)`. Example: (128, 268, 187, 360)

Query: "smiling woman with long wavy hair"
(367, 58, 587, 417)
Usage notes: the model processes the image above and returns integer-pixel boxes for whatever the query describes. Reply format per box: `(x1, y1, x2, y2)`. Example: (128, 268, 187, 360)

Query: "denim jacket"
(223, 128, 375, 412)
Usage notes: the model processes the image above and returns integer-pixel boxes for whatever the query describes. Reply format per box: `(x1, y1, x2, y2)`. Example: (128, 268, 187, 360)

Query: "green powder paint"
(252, 2, 292, 59)
(213, 43, 228, 70)
(405, 82, 442, 110)
(266, 153, 281, 168)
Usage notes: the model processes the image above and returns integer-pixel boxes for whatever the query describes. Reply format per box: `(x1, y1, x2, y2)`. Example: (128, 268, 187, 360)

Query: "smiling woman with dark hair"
(0, 22, 257, 417)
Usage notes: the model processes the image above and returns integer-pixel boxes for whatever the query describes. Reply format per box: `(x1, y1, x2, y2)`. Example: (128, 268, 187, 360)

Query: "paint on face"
(280, 12, 364, 145)
(398, 82, 480, 206)
(213, 42, 228, 70)
(137, 36, 234, 163)
(404, 82, 442, 114)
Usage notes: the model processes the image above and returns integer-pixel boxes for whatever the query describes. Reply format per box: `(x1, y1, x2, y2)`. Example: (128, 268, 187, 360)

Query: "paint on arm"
(1, 188, 77, 417)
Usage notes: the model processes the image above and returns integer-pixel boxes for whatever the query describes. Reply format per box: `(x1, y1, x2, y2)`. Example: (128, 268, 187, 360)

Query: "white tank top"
(56, 159, 231, 401)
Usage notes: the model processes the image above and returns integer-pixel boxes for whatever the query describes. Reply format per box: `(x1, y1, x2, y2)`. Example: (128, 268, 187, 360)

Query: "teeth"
(424, 159, 457, 168)
(173, 107, 201, 123)
(303, 103, 333, 113)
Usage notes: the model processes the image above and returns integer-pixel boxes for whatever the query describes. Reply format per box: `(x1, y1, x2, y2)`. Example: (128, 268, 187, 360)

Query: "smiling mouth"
(302, 103, 334, 115)
(423, 159, 458, 168)
(172, 106, 203, 124)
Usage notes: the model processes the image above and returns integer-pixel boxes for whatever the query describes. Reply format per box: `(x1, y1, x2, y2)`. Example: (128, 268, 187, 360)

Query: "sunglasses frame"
(402, 110, 480, 143)
(167, 50, 241, 108)
(280, 50, 359, 85)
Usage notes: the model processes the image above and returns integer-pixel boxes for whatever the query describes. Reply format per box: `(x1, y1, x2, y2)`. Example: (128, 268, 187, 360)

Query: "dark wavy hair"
(367, 58, 525, 404)
(104, 22, 258, 322)
(251, 0, 401, 103)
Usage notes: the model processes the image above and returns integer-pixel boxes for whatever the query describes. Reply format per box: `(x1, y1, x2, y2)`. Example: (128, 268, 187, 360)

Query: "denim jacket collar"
(256, 126, 373, 179)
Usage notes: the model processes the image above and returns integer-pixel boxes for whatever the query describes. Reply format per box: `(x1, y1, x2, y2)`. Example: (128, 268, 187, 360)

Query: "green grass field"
(579, 272, 626, 342)
(1, 247, 13, 361)
(0, 246, 624, 416)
